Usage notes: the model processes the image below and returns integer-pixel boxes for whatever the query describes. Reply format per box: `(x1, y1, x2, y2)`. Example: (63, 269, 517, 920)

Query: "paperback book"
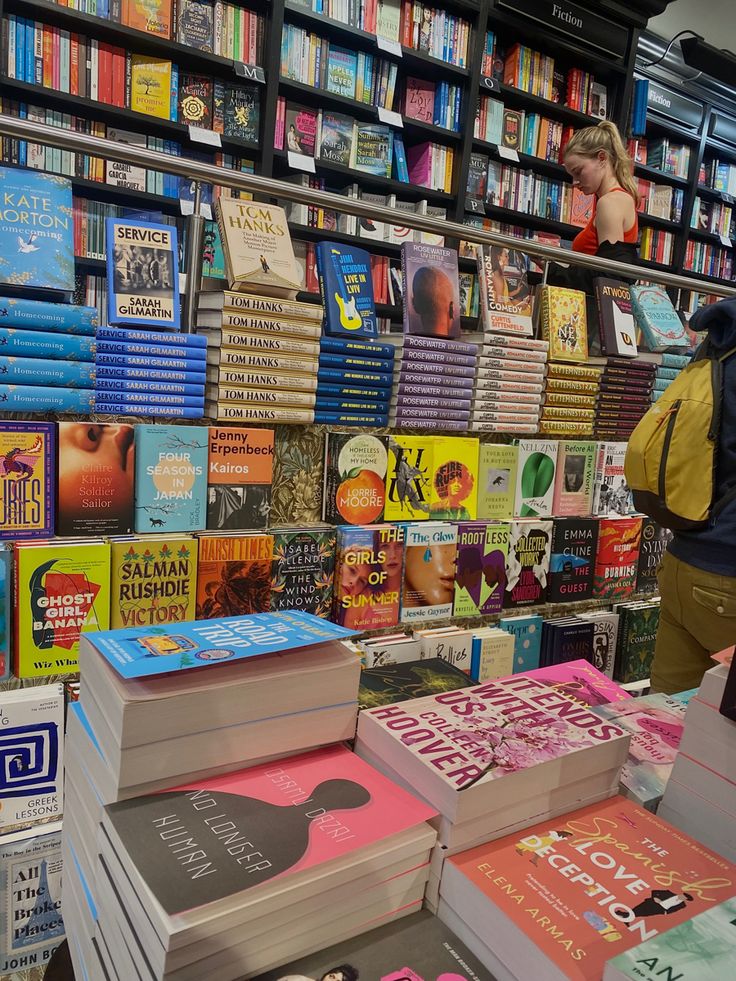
(401, 522, 457, 622)
(134, 425, 208, 534)
(401, 243, 461, 339)
(454, 521, 509, 618)
(515, 440, 557, 518)
(0, 422, 55, 539)
(109, 535, 198, 629)
(384, 435, 432, 522)
(552, 441, 596, 516)
(636, 518, 672, 593)
(548, 517, 598, 604)
(539, 285, 588, 362)
(595, 278, 638, 357)
(498, 613, 543, 672)
(322, 433, 389, 525)
(504, 519, 552, 608)
(316, 243, 378, 338)
(206, 427, 274, 531)
(358, 660, 472, 711)
(477, 443, 518, 520)
(630, 284, 688, 351)
(615, 602, 660, 683)
(477, 245, 534, 337)
(594, 517, 643, 600)
(429, 437, 479, 520)
(0, 545, 9, 681)
(195, 533, 274, 618)
(106, 218, 180, 330)
(270, 526, 336, 618)
(333, 524, 405, 631)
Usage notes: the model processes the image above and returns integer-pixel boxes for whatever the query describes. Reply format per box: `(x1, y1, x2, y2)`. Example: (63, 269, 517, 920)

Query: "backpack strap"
(718, 344, 736, 363)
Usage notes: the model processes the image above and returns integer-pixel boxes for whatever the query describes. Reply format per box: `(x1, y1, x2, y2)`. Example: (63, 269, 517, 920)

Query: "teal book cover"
(134, 425, 208, 533)
(615, 604, 660, 683)
(0, 297, 97, 335)
(0, 167, 74, 293)
(630, 284, 688, 351)
(316, 243, 378, 338)
(498, 614, 543, 672)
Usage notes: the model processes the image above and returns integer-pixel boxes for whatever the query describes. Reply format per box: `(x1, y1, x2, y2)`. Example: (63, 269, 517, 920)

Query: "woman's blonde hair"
(564, 120, 639, 205)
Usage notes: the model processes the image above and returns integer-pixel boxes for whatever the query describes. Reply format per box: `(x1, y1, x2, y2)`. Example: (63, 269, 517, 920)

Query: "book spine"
(212, 386, 317, 407)
(318, 353, 394, 372)
(96, 365, 206, 382)
(389, 414, 467, 431)
(316, 383, 386, 400)
(0, 328, 95, 361)
(471, 420, 539, 433)
(206, 332, 320, 357)
(211, 405, 316, 422)
(400, 334, 478, 356)
(211, 369, 317, 391)
(95, 352, 206, 372)
(395, 382, 472, 398)
(400, 370, 470, 388)
(0, 357, 95, 387)
(315, 411, 388, 425)
(315, 398, 389, 412)
(95, 377, 204, 396)
(318, 368, 392, 387)
(96, 327, 207, 348)
(0, 385, 94, 412)
(0, 300, 97, 334)
(396, 402, 471, 420)
(400, 347, 476, 368)
(478, 356, 547, 375)
(96, 340, 207, 360)
(96, 401, 204, 418)
(200, 315, 322, 339)
(319, 337, 395, 358)
(399, 360, 475, 379)
(481, 344, 548, 364)
(205, 294, 323, 321)
(94, 391, 205, 407)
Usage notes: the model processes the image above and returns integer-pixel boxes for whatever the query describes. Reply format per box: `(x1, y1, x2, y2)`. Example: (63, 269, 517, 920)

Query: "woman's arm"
(595, 193, 628, 246)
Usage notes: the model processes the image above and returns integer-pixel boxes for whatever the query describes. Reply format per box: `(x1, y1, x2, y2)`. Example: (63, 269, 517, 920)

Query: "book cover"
(595, 279, 638, 358)
(401, 243, 461, 339)
(318, 111, 355, 166)
(206, 427, 274, 531)
(429, 437, 479, 520)
(224, 85, 259, 142)
(84, 610, 357, 680)
(323, 433, 388, 525)
(528, 659, 630, 708)
(358, 660, 471, 711)
(401, 522, 458, 622)
(285, 104, 318, 156)
(454, 521, 509, 618)
(0, 298, 96, 335)
(0, 826, 65, 974)
(354, 124, 393, 178)
(446, 797, 736, 980)
(616, 603, 660, 684)
(0, 546, 9, 681)
(178, 74, 213, 128)
(404, 77, 435, 123)
(630, 285, 688, 351)
(498, 614, 543, 672)
(134, 425, 208, 534)
(270, 526, 335, 618)
(316, 243, 378, 339)
(549, 517, 599, 604)
(195, 533, 273, 618)
(636, 518, 672, 593)
(106, 218, 180, 330)
(14, 542, 110, 678)
(477, 443, 518, 520)
(0, 167, 73, 293)
(593, 442, 634, 517)
(56, 422, 134, 537)
(552, 441, 596, 517)
(384, 435, 433, 522)
(333, 524, 404, 631)
(539, 285, 588, 362)
(569, 186, 595, 227)
(471, 629, 515, 682)
(124, 0, 171, 37)
(544, 618, 596, 667)
(504, 519, 552, 608)
(176, 0, 214, 49)
(109, 535, 197, 629)
(326, 46, 358, 99)
(515, 440, 557, 518)
(103, 745, 434, 916)
(0, 422, 55, 540)
(477, 245, 534, 337)
(579, 611, 620, 678)
(216, 199, 301, 297)
(502, 108, 523, 149)
(129, 55, 173, 119)
(594, 517, 643, 600)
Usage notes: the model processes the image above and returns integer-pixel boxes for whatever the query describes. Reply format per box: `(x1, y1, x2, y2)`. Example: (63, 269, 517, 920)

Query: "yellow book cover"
(429, 436, 480, 520)
(14, 541, 110, 678)
(110, 535, 197, 629)
(384, 435, 433, 522)
(540, 285, 589, 363)
(195, 532, 273, 617)
(130, 55, 173, 120)
(216, 199, 301, 297)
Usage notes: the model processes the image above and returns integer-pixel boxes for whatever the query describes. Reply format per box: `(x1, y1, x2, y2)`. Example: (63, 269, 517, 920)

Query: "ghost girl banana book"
(215, 199, 302, 297)
(109, 536, 198, 629)
(13, 540, 111, 678)
(134, 425, 208, 534)
(333, 524, 405, 631)
(0, 422, 55, 539)
(106, 218, 180, 330)
(195, 533, 274, 618)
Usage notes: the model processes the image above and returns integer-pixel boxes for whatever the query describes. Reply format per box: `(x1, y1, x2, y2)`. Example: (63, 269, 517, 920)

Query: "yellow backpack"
(624, 342, 736, 530)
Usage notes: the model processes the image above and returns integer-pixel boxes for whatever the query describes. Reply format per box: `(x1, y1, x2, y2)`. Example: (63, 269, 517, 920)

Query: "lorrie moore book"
(106, 218, 180, 330)
(401, 243, 461, 339)
(215, 199, 302, 297)
(0, 421, 55, 539)
(323, 433, 389, 525)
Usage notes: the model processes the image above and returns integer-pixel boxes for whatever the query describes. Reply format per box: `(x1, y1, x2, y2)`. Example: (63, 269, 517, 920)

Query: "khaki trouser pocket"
(689, 584, 736, 652)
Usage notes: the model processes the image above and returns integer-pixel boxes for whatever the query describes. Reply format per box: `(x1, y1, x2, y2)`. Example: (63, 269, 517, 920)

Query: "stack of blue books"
(94, 329, 207, 419)
(315, 337, 394, 427)
(0, 297, 97, 413)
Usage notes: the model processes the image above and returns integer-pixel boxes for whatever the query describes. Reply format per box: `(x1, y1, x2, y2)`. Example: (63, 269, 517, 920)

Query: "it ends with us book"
(0, 421, 55, 539)
(106, 218, 180, 330)
(401, 243, 461, 339)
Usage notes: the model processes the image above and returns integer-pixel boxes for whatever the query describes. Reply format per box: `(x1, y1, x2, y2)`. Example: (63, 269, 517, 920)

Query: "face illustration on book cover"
(404, 245, 461, 339)
(455, 523, 508, 617)
(402, 525, 457, 618)
(0, 422, 55, 538)
(385, 439, 430, 520)
(335, 526, 404, 631)
(57, 423, 135, 536)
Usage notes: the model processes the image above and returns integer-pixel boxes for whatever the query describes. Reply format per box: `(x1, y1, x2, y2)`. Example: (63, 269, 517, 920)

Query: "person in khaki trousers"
(651, 298, 736, 694)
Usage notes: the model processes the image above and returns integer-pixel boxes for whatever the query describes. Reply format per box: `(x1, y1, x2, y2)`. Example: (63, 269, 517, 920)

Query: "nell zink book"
(316, 243, 378, 339)
(401, 243, 461, 339)
(106, 218, 180, 330)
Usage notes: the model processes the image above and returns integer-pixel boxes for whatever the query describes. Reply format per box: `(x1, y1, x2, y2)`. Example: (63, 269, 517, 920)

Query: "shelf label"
(288, 151, 316, 173)
(497, 145, 520, 162)
(465, 197, 483, 213)
(234, 62, 266, 84)
(179, 199, 194, 216)
(179, 273, 187, 295)
(376, 36, 402, 57)
(188, 126, 221, 147)
(723, 193, 735, 205)
(378, 107, 403, 128)
(480, 75, 500, 93)
(201, 203, 213, 221)
(720, 234, 733, 249)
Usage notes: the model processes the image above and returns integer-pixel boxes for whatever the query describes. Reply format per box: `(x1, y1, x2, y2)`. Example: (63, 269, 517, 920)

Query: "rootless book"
(270, 526, 335, 618)
(106, 218, 180, 330)
(454, 521, 509, 618)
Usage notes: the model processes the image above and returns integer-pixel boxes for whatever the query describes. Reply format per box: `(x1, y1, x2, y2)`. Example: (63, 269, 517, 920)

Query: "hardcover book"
(630, 284, 688, 351)
(401, 522, 458, 622)
(543, 618, 596, 668)
(636, 518, 672, 593)
(124, 0, 172, 37)
(504, 519, 552, 608)
(615, 602, 660, 683)
(134, 425, 208, 534)
(206, 426, 274, 531)
(322, 432, 389, 525)
(552, 440, 596, 516)
(129, 55, 173, 119)
(593, 442, 635, 517)
(109, 535, 198, 629)
(195, 533, 274, 618)
(316, 243, 378, 338)
(498, 613, 543, 672)
(317, 111, 355, 166)
(358, 660, 472, 711)
(354, 124, 393, 177)
(401, 243, 461, 339)
(477, 245, 534, 337)
(403, 77, 435, 123)
(0, 298, 96, 335)
(270, 526, 335, 618)
(548, 517, 599, 604)
(579, 610, 620, 678)
(593, 517, 643, 600)
(454, 521, 509, 618)
(477, 443, 518, 520)
(176, 0, 214, 49)
(539, 285, 588, 362)
(56, 423, 134, 537)
(515, 440, 557, 518)
(528, 658, 630, 707)
(0, 167, 73, 293)
(384, 435, 433, 522)
(284, 104, 318, 156)
(216, 199, 301, 297)
(595, 279, 638, 357)
(106, 218, 180, 330)
(333, 524, 404, 631)
(14, 540, 110, 678)
(0, 422, 55, 540)
(429, 437, 479, 520)
(224, 85, 259, 142)
(326, 46, 358, 99)
(178, 74, 213, 128)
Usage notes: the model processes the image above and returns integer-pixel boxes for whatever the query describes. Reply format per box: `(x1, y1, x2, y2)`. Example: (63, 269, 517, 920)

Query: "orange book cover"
(448, 795, 736, 981)
(206, 426, 274, 531)
(570, 187, 595, 228)
(123, 0, 172, 38)
(195, 533, 273, 618)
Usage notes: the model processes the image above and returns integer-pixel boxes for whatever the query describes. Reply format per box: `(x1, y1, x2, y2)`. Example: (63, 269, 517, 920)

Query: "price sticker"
(497, 146, 519, 162)
(188, 126, 221, 147)
(288, 151, 316, 173)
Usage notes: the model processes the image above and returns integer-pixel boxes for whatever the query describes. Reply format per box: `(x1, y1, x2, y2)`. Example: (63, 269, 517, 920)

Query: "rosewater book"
(106, 218, 180, 330)
(454, 521, 509, 618)
(134, 425, 208, 534)
(401, 243, 461, 339)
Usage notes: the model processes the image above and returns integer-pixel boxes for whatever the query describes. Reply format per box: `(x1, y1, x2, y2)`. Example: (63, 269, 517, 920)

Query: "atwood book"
(595, 278, 638, 357)
(316, 243, 378, 338)
(333, 524, 404, 631)
(206, 426, 274, 531)
(504, 519, 552, 609)
(549, 517, 598, 604)
(13, 541, 110, 678)
(454, 521, 509, 618)
(195, 532, 273, 618)
(215, 199, 302, 297)
(322, 432, 389, 525)
(109, 535, 198, 629)
(401, 243, 461, 339)
(0, 421, 55, 539)
(106, 218, 180, 330)
(134, 425, 208, 534)
(271, 526, 335, 618)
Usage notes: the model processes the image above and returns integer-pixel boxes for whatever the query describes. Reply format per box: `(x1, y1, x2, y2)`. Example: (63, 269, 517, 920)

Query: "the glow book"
(0, 422, 55, 539)
(109, 536, 197, 630)
(333, 525, 404, 631)
(401, 522, 458, 622)
(195, 533, 274, 618)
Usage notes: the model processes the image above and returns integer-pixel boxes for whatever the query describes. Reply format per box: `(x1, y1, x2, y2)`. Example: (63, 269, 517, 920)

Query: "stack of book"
(95, 327, 207, 418)
(355, 662, 632, 911)
(613, 597, 661, 686)
(659, 660, 736, 861)
(473, 333, 548, 434)
(630, 284, 689, 352)
(0, 296, 97, 413)
(596, 357, 656, 439)
(437, 796, 736, 980)
(317, 337, 393, 426)
(539, 614, 596, 666)
(652, 352, 691, 402)
(540, 361, 601, 437)
(389, 334, 477, 431)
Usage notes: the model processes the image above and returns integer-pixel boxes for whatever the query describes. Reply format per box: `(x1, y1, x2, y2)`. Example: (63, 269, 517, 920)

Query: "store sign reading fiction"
(645, 80, 703, 129)
(497, 0, 628, 59)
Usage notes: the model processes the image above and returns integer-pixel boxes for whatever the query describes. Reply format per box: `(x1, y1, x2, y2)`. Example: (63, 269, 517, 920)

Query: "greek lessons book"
(106, 218, 180, 330)
(109, 536, 198, 629)
(0, 422, 55, 539)
(333, 524, 404, 631)
(454, 521, 509, 618)
(195, 533, 274, 618)
(316, 243, 378, 339)
(134, 425, 208, 534)
(401, 243, 461, 339)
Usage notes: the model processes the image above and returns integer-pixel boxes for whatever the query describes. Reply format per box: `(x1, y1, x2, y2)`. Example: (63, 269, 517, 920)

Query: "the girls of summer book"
(476, 244, 534, 336)
(134, 425, 208, 534)
(333, 525, 404, 631)
(215, 199, 302, 297)
(106, 217, 180, 329)
(0, 421, 55, 539)
(401, 243, 461, 339)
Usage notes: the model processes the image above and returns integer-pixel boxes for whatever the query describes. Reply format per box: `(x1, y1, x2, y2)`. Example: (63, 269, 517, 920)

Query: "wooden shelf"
(472, 138, 569, 180)
(485, 80, 604, 129)
(689, 227, 734, 247)
(638, 212, 682, 231)
(696, 184, 736, 203)
(635, 163, 689, 188)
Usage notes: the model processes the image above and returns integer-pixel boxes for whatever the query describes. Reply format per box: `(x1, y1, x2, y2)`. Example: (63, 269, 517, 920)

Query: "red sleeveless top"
(572, 187, 639, 255)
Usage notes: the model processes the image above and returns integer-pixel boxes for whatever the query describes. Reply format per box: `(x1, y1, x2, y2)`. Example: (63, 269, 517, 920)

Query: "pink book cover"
(527, 659, 631, 708)
(403, 77, 435, 123)
(360, 674, 629, 792)
(406, 142, 432, 186)
(448, 795, 736, 981)
(104, 745, 435, 916)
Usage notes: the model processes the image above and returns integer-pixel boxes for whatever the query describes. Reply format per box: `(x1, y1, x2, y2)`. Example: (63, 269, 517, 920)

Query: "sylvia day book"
(106, 218, 180, 330)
